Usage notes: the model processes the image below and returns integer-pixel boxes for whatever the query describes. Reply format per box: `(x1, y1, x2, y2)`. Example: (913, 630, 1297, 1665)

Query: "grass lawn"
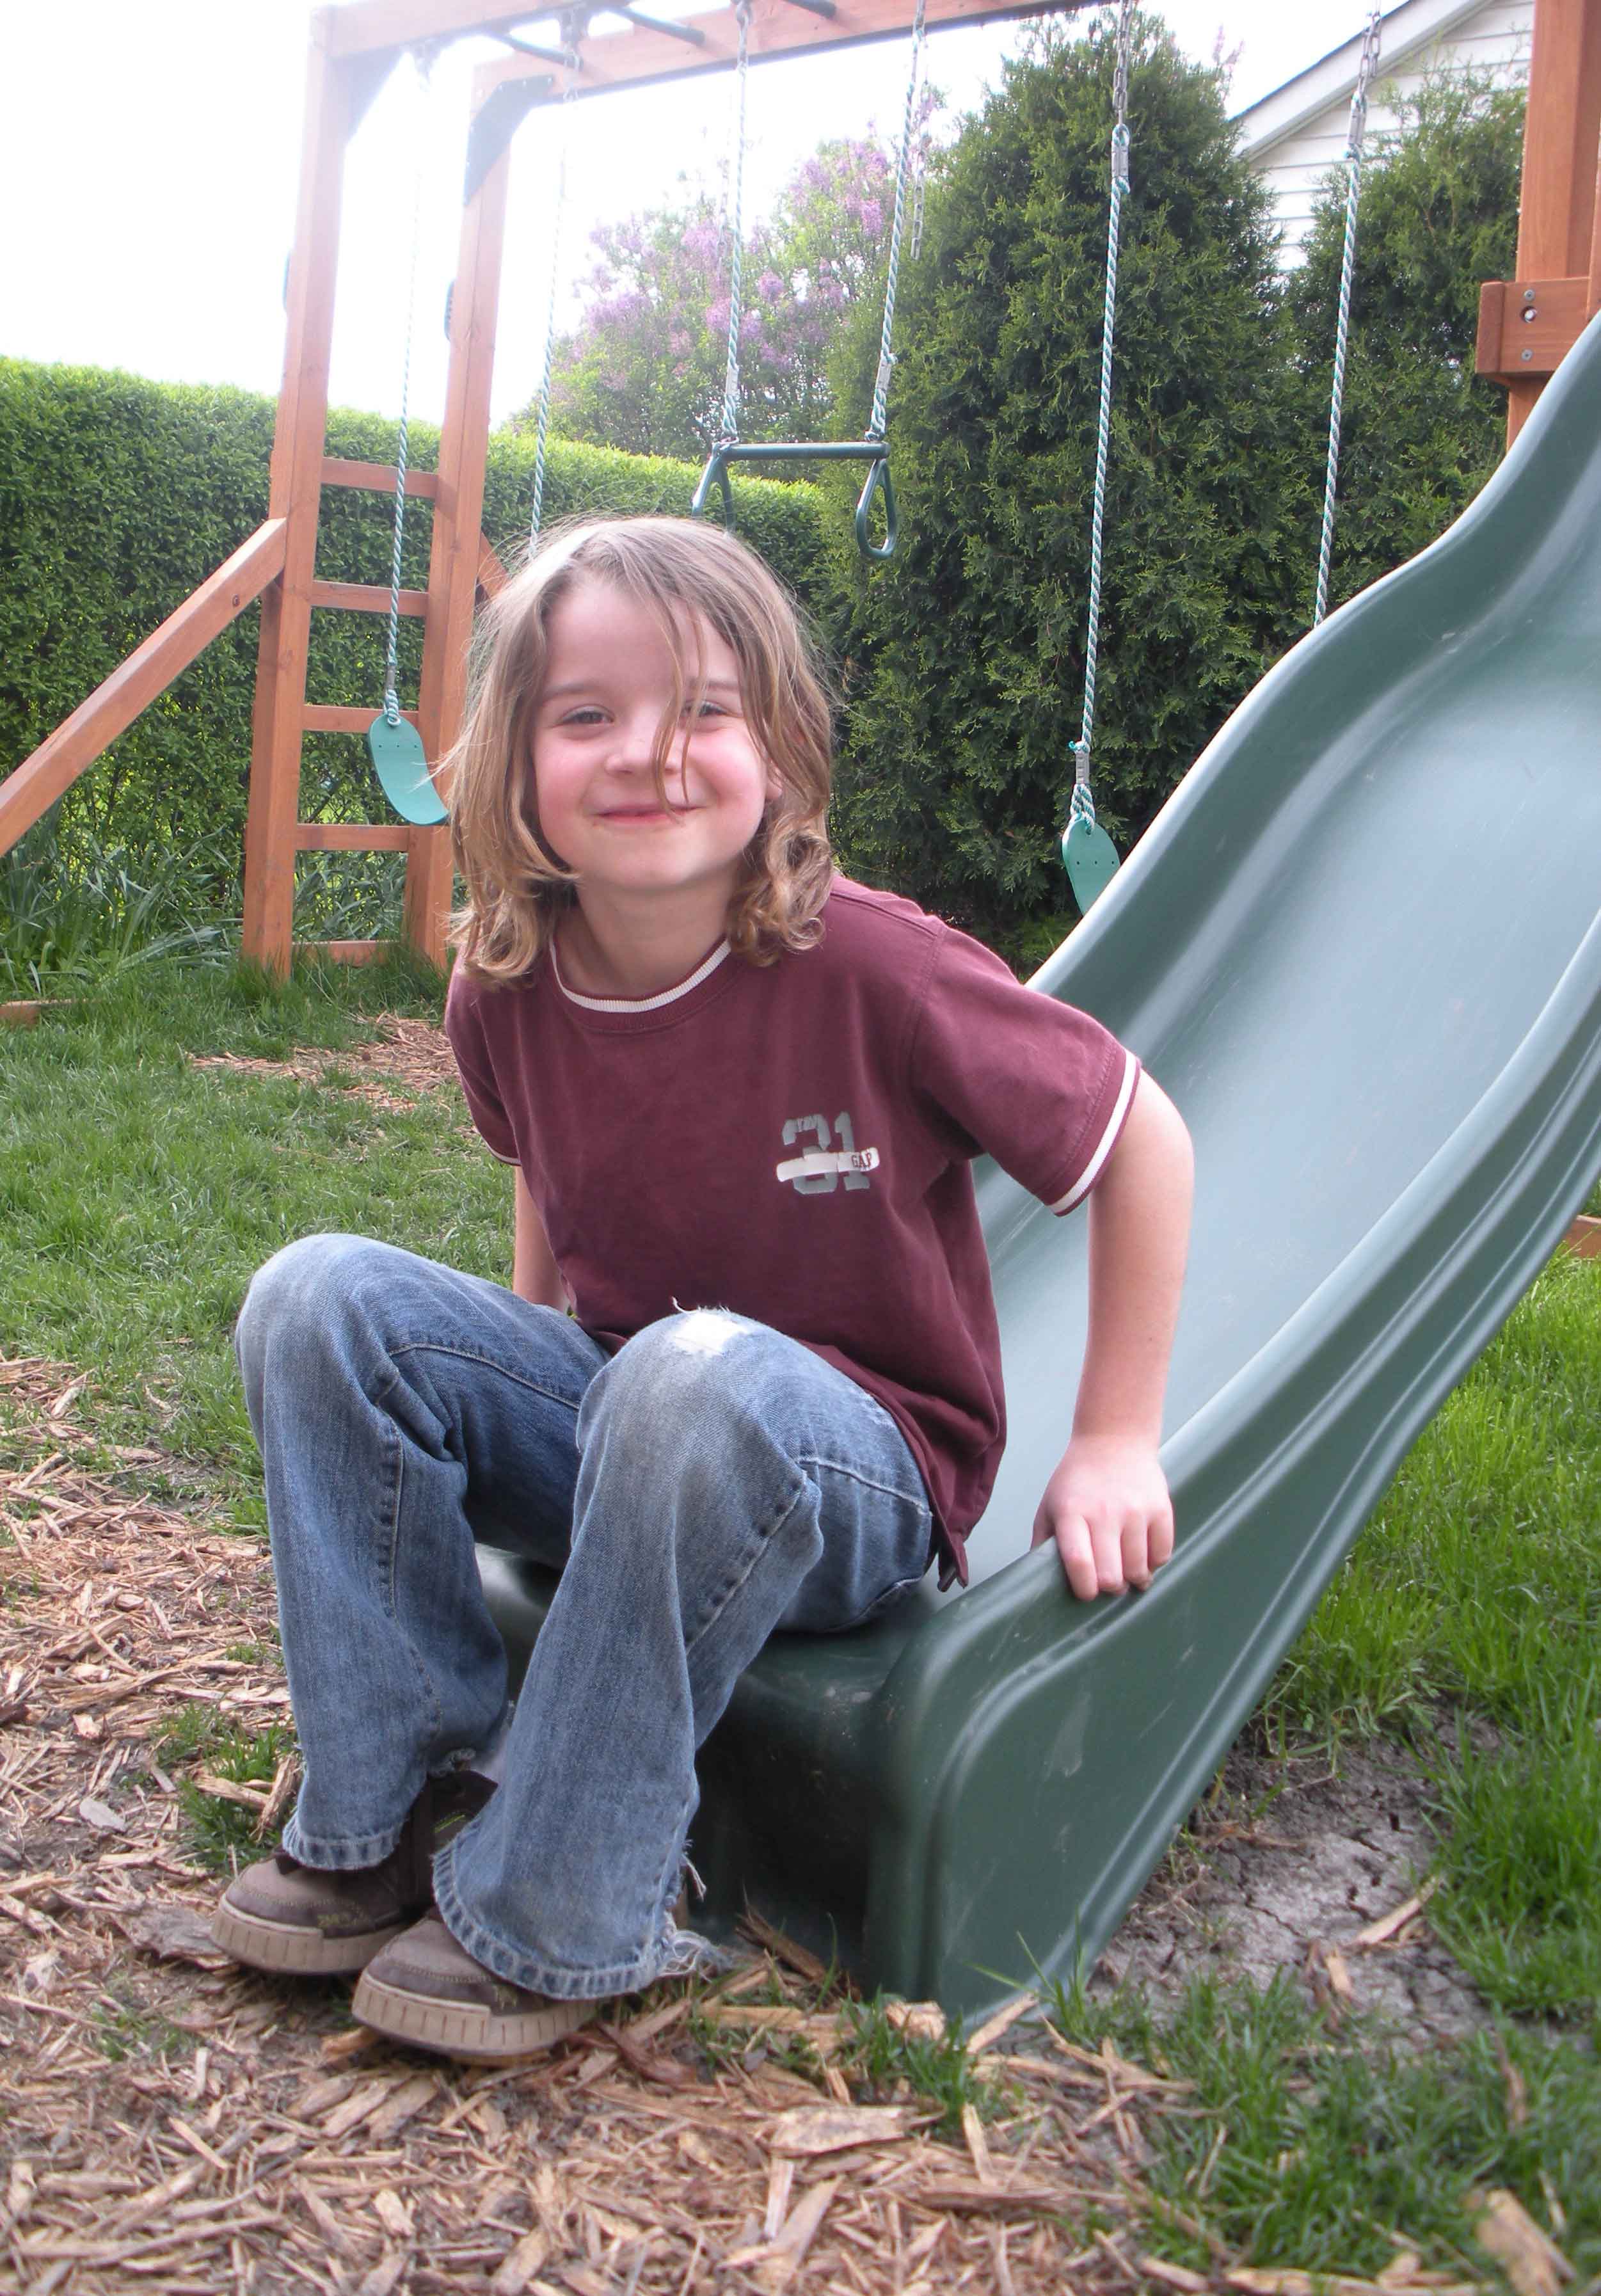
(3, 954, 1598, 2283)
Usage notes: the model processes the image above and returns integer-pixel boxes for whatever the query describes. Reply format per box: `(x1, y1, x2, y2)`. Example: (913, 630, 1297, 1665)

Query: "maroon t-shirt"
(445, 877, 1138, 1586)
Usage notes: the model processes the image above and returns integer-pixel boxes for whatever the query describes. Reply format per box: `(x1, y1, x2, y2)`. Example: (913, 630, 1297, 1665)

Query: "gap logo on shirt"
(776, 1112, 881, 1195)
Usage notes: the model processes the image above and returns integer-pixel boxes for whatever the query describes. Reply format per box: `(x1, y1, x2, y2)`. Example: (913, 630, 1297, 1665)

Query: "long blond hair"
(447, 515, 836, 982)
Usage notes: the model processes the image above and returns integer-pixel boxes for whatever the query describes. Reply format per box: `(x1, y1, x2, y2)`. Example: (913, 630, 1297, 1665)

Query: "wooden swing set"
(0, 0, 1597, 978)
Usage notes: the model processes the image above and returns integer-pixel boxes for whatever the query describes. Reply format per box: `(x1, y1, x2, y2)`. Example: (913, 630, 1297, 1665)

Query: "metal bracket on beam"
(344, 49, 399, 134)
(464, 72, 556, 202)
(779, 0, 838, 17)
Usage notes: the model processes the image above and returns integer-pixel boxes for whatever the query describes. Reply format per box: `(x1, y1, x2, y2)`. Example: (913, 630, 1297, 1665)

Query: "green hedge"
(0, 358, 832, 909)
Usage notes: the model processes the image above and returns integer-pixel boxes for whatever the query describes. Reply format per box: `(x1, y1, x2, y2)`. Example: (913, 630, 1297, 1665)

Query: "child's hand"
(1031, 1435, 1174, 1601)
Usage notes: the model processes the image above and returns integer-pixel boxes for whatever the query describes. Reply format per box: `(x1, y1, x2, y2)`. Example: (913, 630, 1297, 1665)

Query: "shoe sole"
(211, 1901, 404, 1977)
(351, 1966, 596, 2061)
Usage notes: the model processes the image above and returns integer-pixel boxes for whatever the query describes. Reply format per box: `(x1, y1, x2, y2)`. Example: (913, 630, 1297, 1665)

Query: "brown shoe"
(211, 1771, 495, 1977)
(352, 1915, 596, 2061)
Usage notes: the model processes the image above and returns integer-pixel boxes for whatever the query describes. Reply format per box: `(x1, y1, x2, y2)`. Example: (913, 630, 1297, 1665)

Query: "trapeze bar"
(691, 441, 897, 560)
(710, 440, 889, 464)
(605, 3, 709, 39)
(779, 0, 839, 17)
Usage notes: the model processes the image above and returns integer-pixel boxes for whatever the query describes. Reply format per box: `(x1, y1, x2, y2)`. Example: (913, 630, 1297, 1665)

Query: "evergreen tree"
(1290, 73, 1524, 616)
(824, 15, 1307, 956)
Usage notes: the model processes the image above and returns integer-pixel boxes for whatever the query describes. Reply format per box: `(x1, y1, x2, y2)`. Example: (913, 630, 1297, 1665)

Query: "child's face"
(530, 578, 777, 913)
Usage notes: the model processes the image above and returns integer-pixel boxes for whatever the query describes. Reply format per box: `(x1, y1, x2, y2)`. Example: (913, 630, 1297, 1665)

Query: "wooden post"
(241, 18, 359, 977)
(402, 97, 516, 968)
(1506, 0, 1601, 442)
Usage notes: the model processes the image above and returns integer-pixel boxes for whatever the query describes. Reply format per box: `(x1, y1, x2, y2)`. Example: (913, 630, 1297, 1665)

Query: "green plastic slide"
(479, 309, 1601, 2016)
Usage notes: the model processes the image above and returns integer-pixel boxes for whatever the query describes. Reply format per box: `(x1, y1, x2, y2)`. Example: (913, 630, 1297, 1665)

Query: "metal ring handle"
(854, 457, 897, 561)
(690, 452, 736, 530)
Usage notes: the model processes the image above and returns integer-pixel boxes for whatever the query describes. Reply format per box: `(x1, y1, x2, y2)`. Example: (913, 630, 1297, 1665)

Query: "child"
(213, 514, 1192, 2061)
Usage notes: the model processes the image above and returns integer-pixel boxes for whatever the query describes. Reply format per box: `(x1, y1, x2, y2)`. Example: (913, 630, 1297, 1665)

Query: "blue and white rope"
(1313, 8, 1382, 628)
(1070, 1, 1135, 828)
(383, 52, 433, 724)
(530, 22, 583, 543)
(869, 0, 928, 442)
(718, 1, 754, 444)
(528, 154, 566, 545)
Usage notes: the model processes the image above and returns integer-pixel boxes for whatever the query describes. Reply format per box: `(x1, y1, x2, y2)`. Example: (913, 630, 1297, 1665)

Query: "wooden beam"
(403, 86, 514, 969)
(295, 939, 394, 965)
(302, 705, 420, 733)
(472, 0, 1063, 103)
(308, 579, 429, 616)
(1520, 0, 1601, 278)
(0, 520, 287, 858)
(321, 456, 440, 498)
(1503, 0, 1601, 440)
(1, 1003, 45, 1029)
(1566, 1213, 1601, 1258)
(243, 22, 352, 978)
(322, 0, 1055, 61)
(1474, 274, 1591, 381)
(324, 1, 585, 58)
(296, 823, 415, 849)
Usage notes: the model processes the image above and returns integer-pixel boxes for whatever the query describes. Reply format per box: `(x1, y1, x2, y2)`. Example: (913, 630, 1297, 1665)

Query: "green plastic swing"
(366, 52, 449, 829)
(1062, 2, 1133, 918)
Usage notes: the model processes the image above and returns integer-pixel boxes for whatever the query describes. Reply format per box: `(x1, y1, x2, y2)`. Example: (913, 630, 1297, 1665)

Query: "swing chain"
(717, 0, 756, 447)
(1069, 0, 1135, 813)
(868, 0, 928, 441)
(1312, 6, 1383, 628)
(1111, 4, 1131, 147)
(383, 47, 435, 726)
(530, 15, 585, 544)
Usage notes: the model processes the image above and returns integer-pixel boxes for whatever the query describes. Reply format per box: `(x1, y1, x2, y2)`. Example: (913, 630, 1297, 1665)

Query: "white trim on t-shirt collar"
(550, 937, 733, 1014)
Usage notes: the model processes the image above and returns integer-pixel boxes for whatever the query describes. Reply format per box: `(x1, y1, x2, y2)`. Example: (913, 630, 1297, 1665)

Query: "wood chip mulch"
(0, 1350, 1184, 2296)
(0, 1348, 1486, 2296)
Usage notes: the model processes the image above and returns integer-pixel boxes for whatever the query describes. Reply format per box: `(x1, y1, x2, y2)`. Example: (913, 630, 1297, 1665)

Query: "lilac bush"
(514, 129, 930, 462)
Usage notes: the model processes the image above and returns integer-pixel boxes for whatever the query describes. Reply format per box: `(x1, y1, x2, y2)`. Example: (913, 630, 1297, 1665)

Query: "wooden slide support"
(1476, 0, 1601, 440)
(0, 520, 287, 860)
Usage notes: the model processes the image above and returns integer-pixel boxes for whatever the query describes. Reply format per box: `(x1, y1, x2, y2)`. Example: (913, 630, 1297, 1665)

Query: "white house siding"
(1238, 0, 1533, 266)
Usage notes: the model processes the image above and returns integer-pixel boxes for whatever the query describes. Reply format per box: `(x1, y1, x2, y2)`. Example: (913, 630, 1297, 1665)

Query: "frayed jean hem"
(280, 1814, 408, 1870)
(431, 1846, 728, 2002)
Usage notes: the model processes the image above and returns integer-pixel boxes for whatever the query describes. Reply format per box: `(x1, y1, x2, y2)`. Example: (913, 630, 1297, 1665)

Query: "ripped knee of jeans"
(669, 1308, 748, 1360)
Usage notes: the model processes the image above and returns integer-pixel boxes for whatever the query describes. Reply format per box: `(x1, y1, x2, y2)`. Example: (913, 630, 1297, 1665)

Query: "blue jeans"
(234, 1235, 933, 2001)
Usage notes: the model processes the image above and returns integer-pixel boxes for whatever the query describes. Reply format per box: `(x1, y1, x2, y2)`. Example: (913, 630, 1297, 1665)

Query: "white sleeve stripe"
(1047, 1052, 1140, 1214)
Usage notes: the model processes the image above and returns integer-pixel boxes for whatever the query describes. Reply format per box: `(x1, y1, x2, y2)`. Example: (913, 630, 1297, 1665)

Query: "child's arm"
(1031, 1072, 1193, 1600)
(513, 1170, 571, 1311)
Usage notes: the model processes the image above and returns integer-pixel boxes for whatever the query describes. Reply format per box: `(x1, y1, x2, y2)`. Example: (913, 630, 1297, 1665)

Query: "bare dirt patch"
(187, 1015, 463, 1119)
(1095, 1737, 1485, 2039)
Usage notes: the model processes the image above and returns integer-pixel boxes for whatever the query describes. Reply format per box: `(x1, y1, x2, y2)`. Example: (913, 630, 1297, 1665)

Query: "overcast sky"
(3, 2, 1375, 426)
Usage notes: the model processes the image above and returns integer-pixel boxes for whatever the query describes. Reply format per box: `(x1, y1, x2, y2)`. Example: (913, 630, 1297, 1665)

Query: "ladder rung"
(321, 456, 439, 500)
(302, 705, 420, 734)
(294, 940, 394, 967)
(296, 824, 415, 850)
(310, 580, 428, 618)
